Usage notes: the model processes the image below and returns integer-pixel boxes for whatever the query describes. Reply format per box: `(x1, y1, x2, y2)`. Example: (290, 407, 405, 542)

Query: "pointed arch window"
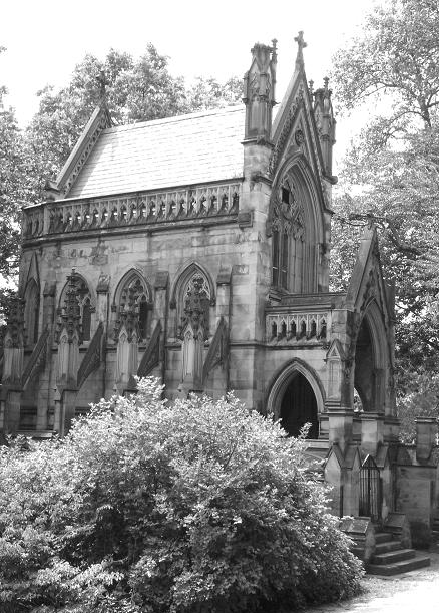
(178, 273, 211, 340)
(174, 267, 213, 388)
(272, 185, 294, 290)
(115, 274, 151, 342)
(270, 172, 316, 293)
(58, 275, 94, 342)
(24, 280, 40, 345)
(272, 229, 280, 287)
(82, 298, 92, 341)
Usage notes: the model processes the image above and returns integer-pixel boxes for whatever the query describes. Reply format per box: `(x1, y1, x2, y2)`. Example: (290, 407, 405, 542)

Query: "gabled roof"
(345, 225, 393, 319)
(64, 105, 246, 199)
(269, 34, 336, 191)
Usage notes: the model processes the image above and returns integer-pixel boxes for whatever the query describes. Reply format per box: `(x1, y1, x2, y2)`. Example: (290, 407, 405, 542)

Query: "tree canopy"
(0, 378, 362, 613)
(331, 0, 439, 439)
(333, 0, 439, 131)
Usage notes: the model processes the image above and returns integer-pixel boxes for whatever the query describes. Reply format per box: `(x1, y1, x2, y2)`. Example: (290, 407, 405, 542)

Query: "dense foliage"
(0, 378, 362, 612)
(330, 0, 439, 440)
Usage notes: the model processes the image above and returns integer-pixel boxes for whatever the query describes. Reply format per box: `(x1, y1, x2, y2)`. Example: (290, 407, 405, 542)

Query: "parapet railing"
(22, 182, 242, 240)
(266, 311, 330, 344)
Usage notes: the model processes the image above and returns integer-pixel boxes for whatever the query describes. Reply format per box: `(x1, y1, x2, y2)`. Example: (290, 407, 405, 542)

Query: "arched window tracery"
(177, 271, 211, 341)
(58, 274, 94, 342)
(269, 165, 322, 294)
(114, 273, 151, 343)
(173, 266, 213, 388)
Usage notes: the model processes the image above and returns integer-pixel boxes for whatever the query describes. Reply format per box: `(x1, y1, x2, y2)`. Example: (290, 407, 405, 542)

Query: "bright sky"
(0, 0, 377, 164)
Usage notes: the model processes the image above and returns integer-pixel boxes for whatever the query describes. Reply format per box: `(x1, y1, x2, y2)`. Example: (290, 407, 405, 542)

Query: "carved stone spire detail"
(313, 76, 337, 179)
(4, 296, 25, 348)
(56, 270, 82, 344)
(114, 286, 139, 343)
(1, 296, 25, 385)
(243, 39, 277, 142)
(178, 275, 208, 340)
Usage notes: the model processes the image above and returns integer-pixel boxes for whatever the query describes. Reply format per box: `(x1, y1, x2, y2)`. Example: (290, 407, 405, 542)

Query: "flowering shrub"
(0, 378, 363, 612)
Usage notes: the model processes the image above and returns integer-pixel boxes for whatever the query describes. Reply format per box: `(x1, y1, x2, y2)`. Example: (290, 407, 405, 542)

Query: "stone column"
(55, 271, 81, 434)
(60, 389, 77, 436)
(96, 273, 110, 326)
(361, 412, 384, 456)
(416, 417, 438, 463)
(328, 409, 354, 452)
(153, 271, 168, 382)
(53, 387, 62, 434)
(5, 389, 21, 434)
(215, 269, 231, 324)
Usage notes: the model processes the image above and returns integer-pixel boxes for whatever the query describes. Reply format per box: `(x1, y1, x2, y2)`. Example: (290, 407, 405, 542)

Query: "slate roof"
(67, 105, 246, 199)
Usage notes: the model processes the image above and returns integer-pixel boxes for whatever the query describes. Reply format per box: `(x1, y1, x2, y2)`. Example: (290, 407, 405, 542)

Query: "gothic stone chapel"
(2, 34, 439, 538)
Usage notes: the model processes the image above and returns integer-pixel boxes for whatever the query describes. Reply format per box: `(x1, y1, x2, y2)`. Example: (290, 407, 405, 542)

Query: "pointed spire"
(114, 285, 139, 343)
(178, 275, 207, 339)
(294, 31, 307, 68)
(56, 269, 82, 343)
(3, 296, 25, 348)
(243, 39, 278, 142)
(313, 77, 337, 178)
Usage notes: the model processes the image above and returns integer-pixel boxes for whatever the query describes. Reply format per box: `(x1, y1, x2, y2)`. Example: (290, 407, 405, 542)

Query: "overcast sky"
(1, 0, 378, 164)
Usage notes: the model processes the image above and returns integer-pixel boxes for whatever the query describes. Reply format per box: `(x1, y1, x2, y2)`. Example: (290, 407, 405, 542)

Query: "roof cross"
(294, 31, 307, 66)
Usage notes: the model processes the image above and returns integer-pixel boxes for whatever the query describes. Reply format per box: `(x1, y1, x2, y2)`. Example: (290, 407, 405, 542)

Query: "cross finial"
(294, 31, 307, 67)
(96, 69, 109, 103)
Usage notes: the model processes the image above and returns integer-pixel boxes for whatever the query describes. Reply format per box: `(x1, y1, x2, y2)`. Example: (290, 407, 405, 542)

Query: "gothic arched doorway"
(280, 372, 319, 438)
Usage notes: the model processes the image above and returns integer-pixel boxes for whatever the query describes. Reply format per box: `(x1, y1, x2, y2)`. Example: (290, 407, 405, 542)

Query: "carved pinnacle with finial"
(294, 31, 307, 65)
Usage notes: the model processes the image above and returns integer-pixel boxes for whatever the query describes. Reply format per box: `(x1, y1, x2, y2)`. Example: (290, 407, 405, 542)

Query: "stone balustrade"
(22, 182, 242, 239)
(266, 311, 329, 344)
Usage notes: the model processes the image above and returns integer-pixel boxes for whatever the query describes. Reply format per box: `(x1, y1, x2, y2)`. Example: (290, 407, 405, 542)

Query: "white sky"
(0, 0, 377, 165)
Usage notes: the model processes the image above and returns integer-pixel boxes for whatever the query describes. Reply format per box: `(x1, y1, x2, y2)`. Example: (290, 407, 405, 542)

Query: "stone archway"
(267, 360, 325, 439)
(353, 301, 389, 414)
(280, 372, 319, 437)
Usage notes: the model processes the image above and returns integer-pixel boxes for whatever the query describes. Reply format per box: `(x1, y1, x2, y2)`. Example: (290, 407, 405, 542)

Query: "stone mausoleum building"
(1, 34, 438, 556)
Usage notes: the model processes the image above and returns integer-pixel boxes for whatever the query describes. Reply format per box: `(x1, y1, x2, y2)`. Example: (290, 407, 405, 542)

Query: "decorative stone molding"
(269, 88, 304, 177)
(23, 182, 242, 241)
(266, 311, 328, 344)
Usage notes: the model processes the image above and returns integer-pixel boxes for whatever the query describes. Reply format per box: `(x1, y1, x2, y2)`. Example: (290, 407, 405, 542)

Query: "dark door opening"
(359, 454, 382, 522)
(280, 373, 319, 438)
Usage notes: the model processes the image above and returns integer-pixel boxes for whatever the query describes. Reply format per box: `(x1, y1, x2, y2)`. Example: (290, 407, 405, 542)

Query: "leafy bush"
(0, 378, 363, 612)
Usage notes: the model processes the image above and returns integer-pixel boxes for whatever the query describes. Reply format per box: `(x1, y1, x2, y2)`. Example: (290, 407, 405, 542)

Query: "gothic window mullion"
(272, 229, 280, 287)
(281, 231, 289, 289)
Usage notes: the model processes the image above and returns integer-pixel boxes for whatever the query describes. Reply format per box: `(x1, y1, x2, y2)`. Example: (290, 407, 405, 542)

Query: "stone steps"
(368, 532, 430, 576)
(368, 554, 431, 576)
(371, 548, 416, 565)
(375, 532, 393, 544)
(375, 540, 403, 554)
